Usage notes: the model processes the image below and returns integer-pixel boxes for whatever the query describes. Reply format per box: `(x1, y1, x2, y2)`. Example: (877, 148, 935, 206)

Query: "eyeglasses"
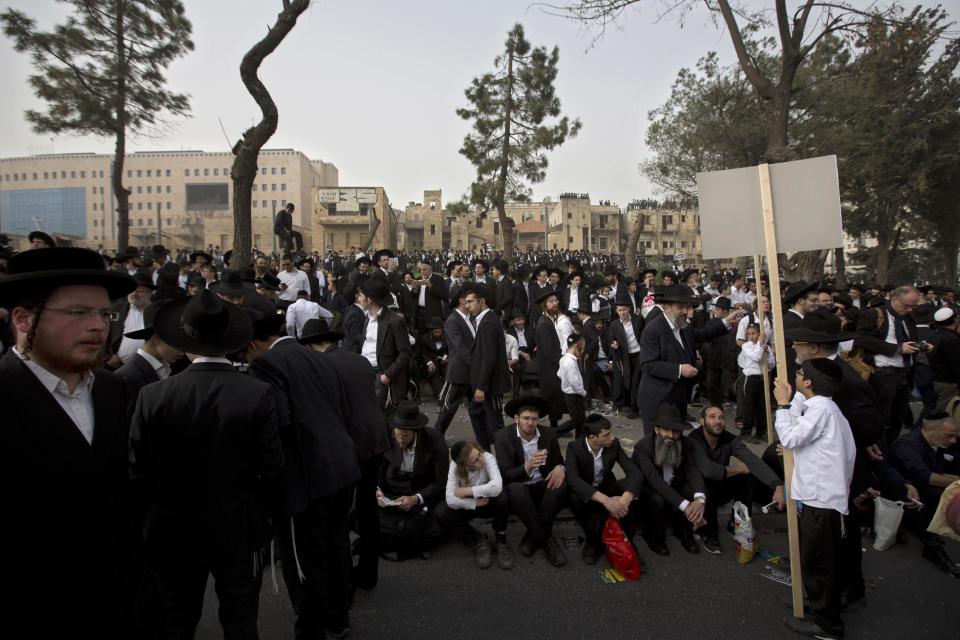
(45, 308, 120, 322)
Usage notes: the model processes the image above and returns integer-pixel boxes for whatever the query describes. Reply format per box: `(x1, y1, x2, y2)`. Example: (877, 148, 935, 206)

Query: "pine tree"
(457, 23, 581, 261)
(2, 1, 193, 252)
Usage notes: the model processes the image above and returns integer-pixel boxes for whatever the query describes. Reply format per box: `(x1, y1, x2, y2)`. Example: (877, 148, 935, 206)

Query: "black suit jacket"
(341, 303, 366, 354)
(781, 309, 805, 379)
(507, 324, 536, 353)
(322, 346, 392, 461)
(931, 329, 960, 384)
(415, 274, 447, 325)
(495, 424, 565, 485)
(115, 352, 161, 420)
(367, 307, 411, 402)
(249, 339, 362, 516)
(636, 315, 728, 419)
(565, 438, 642, 501)
(854, 305, 917, 364)
(513, 279, 532, 318)
(561, 286, 591, 314)
(471, 309, 511, 394)
(0, 353, 131, 637)
(608, 316, 645, 384)
(420, 331, 448, 364)
(495, 275, 514, 320)
(130, 362, 284, 560)
(632, 434, 705, 508)
(379, 427, 449, 505)
(444, 310, 474, 385)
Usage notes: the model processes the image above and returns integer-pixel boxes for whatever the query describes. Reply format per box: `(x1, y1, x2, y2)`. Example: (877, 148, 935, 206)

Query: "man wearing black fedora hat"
(360, 276, 411, 410)
(28, 229, 56, 249)
(115, 302, 183, 419)
(535, 287, 573, 430)
(609, 291, 645, 418)
(632, 405, 707, 556)
(108, 268, 158, 367)
(637, 284, 742, 436)
(379, 401, 449, 561)
(466, 283, 511, 451)
(781, 279, 820, 380)
(373, 248, 402, 293)
(495, 395, 569, 566)
(299, 318, 393, 590)
(0, 247, 136, 637)
(244, 308, 362, 638)
(130, 290, 284, 639)
(419, 316, 448, 399)
(434, 284, 478, 434)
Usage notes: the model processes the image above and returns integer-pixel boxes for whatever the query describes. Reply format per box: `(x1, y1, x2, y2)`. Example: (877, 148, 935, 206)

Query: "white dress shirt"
(285, 298, 331, 338)
(444, 452, 503, 510)
(456, 308, 476, 338)
(118, 304, 145, 364)
(277, 268, 310, 302)
(16, 347, 95, 444)
(775, 395, 855, 514)
(505, 332, 519, 363)
(558, 352, 586, 396)
(873, 310, 906, 368)
(519, 427, 543, 484)
(621, 319, 641, 354)
(568, 286, 580, 313)
(737, 340, 776, 376)
(587, 440, 604, 487)
(551, 313, 574, 349)
(361, 308, 381, 368)
(516, 329, 528, 349)
(137, 348, 171, 380)
(736, 315, 772, 342)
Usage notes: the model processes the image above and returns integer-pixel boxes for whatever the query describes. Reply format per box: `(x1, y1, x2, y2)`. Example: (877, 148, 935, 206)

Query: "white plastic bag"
(732, 501, 756, 564)
(872, 496, 904, 551)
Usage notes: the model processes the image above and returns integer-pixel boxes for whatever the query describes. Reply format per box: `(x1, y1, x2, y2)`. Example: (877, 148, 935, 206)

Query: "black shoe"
(474, 541, 493, 569)
(518, 534, 539, 557)
(327, 625, 351, 639)
(782, 615, 842, 639)
(922, 545, 960, 577)
(701, 535, 723, 555)
(646, 539, 670, 556)
(677, 533, 700, 555)
(581, 541, 601, 565)
(379, 551, 401, 562)
(419, 550, 432, 560)
(780, 596, 812, 615)
(840, 591, 866, 612)
(496, 541, 515, 570)
(543, 536, 567, 566)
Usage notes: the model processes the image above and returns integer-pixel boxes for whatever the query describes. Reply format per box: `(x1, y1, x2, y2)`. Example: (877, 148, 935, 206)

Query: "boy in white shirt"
(773, 359, 855, 640)
(557, 333, 587, 439)
(737, 323, 776, 442)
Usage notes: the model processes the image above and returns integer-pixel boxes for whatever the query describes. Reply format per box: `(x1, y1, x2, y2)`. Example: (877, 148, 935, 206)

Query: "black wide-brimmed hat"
(656, 284, 700, 305)
(124, 302, 164, 340)
(299, 317, 345, 344)
(425, 316, 443, 330)
(679, 268, 700, 283)
(258, 273, 281, 292)
(783, 308, 854, 343)
(510, 307, 528, 319)
(388, 400, 429, 429)
(131, 269, 156, 290)
(189, 250, 212, 264)
(186, 271, 205, 290)
(614, 291, 634, 307)
(534, 286, 559, 305)
(912, 303, 937, 326)
(782, 280, 819, 305)
(471, 258, 489, 271)
(28, 230, 56, 247)
(151, 244, 169, 256)
(504, 394, 552, 419)
(213, 269, 255, 297)
(473, 282, 497, 309)
(116, 246, 140, 262)
(654, 404, 693, 432)
(0, 247, 136, 309)
(361, 276, 394, 307)
(639, 268, 658, 278)
(714, 296, 732, 310)
(372, 249, 395, 263)
(153, 289, 253, 356)
(242, 306, 285, 339)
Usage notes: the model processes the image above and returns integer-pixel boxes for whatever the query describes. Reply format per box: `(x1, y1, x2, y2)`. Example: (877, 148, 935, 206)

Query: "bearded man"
(631, 405, 707, 556)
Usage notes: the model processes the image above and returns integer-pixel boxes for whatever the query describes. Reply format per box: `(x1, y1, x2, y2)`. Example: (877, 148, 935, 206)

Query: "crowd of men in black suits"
(0, 238, 958, 640)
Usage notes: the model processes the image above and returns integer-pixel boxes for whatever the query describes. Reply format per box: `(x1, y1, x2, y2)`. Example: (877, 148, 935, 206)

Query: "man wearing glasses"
(0, 247, 136, 638)
(853, 285, 922, 445)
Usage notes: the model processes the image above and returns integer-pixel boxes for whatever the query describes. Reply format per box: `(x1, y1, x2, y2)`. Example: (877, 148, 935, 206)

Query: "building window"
(165, 169, 171, 177)
(430, 224, 436, 235)
(261, 168, 267, 175)
(137, 218, 143, 225)
(252, 184, 257, 192)
(70, 171, 76, 178)
(271, 167, 277, 175)
(43, 172, 48, 179)
(194, 169, 200, 176)
(204, 168, 209, 176)
(262, 200, 267, 208)
(127, 170, 132, 178)
(166, 202, 171, 209)
(61, 171, 66, 179)
(146, 169, 151, 177)
(281, 167, 286, 175)
(271, 184, 277, 191)
(137, 186, 142, 194)
(662, 241, 668, 249)
(184, 169, 190, 176)
(568, 236, 574, 243)
(147, 186, 152, 194)
(253, 200, 258, 208)
(135, 170, 140, 177)
(93, 219, 98, 226)
(100, 170, 105, 178)
(166, 218, 172, 226)
(213, 168, 219, 176)
(147, 202, 152, 210)
(281, 183, 286, 191)
(476, 219, 482, 229)
(137, 202, 142, 210)
(567, 212, 572, 219)
(166, 186, 171, 193)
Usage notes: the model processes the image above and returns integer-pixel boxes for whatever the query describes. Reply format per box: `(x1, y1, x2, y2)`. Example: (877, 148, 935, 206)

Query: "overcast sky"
(1, 0, 955, 209)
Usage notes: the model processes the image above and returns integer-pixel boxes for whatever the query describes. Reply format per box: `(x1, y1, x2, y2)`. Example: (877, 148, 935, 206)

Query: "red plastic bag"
(602, 517, 641, 581)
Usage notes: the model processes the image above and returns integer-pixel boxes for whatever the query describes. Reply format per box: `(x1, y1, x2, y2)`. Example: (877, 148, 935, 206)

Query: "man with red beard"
(0, 247, 136, 638)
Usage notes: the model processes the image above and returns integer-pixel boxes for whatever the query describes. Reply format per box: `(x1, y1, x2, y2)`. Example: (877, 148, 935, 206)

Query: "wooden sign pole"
(753, 254, 774, 445)
(758, 163, 804, 618)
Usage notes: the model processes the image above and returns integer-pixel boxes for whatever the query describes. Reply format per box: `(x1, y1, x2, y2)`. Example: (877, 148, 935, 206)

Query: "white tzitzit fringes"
(290, 516, 305, 582)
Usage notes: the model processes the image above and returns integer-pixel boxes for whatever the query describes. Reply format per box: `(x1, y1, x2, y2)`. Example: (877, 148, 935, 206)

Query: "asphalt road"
(196, 401, 959, 640)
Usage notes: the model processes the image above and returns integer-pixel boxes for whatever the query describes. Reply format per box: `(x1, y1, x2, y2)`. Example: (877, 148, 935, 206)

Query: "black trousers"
(591, 359, 612, 400)
(538, 363, 566, 428)
(434, 493, 510, 547)
(706, 365, 724, 406)
(798, 504, 845, 636)
(702, 474, 755, 537)
(611, 353, 640, 409)
(434, 382, 470, 435)
(569, 478, 637, 548)
(421, 362, 446, 399)
(467, 394, 503, 451)
(871, 366, 912, 445)
(505, 479, 568, 545)
(739, 374, 768, 437)
(277, 483, 355, 639)
(352, 455, 382, 589)
(636, 482, 695, 545)
(152, 551, 264, 640)
(558, 393, 587, 438)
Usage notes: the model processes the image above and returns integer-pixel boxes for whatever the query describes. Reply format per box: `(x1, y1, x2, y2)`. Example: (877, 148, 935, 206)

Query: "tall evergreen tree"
(457, 23, 581, 260)
(2, 1, 193, 252)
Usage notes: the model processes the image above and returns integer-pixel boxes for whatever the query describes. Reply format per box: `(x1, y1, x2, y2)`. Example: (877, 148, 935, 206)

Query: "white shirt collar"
(517, 425, 540, 442)
(192, 356, 232, 365)
(13, 347, 94, 395)
(136, 348, 170, 377)
(269, 336, 296, 350)
(586, 439, 604, 460)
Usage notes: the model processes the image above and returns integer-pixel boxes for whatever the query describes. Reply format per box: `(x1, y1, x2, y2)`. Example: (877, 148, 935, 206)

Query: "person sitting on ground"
(632, 404, 707, 556)
(565, 414, 643, 565)
(434, 442, 514, 570)
(888, 413, 960, 577)
(687, 404, 785, 555)
(494, 395, 569, 567)
(378, 401, 448, 561)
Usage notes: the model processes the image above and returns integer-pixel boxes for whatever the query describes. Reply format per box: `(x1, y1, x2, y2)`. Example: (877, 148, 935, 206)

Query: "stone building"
(622, 201, 703, 262)
(311, 186, 396, 251)
(0, 149, 337, 253)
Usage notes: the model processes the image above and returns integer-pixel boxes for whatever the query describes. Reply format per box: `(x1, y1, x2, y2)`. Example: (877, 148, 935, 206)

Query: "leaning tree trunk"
(361, 207, 381, 253)
(230, 0, 310, 268)
(873, 224, 900, 285)
(624, 211, 644, 275)
(112, 2, 130, 252)
(497, 204, 515, 266)
(784, 249, 829, 283)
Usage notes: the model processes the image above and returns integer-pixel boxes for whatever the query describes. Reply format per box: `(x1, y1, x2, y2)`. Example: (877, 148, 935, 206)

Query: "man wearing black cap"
(130, 292, 284, 638)
(637, 284, 742, 436)
(109, 268, 158, 366)
(115, 302, 183, 419)
(373, 249, 401, 293)
(495, 395, 569, 566)
(930, 307, 959, 412)
(414, 258, 446, 334)
(244, 308, 362, 639)
(491, 258, 513, 322)
(28, 229, 56, 249)
(299, 318, 393, 591)
(1, 247, 136, 638)
(565, 414, 643, 564)
(360, 277, 411, 410)
(466, 283, 511, 450)
(535, 288, 572, 430)
(632, 405, 707, 556)
(471, 258, 490, 285)
(609, 292, 645, 419)
(773, 359, 856, 640)
(781, 280, 820, 380)
(561, 271, 590, 316)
